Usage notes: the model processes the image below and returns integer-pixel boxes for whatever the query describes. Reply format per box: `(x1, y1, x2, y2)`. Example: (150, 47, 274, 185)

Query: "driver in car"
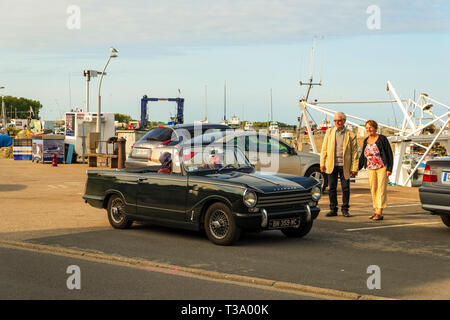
(202, 150, 223, 170)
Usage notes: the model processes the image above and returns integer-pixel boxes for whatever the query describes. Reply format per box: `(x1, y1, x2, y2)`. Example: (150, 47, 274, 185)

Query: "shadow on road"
(0, 184, 27, 192)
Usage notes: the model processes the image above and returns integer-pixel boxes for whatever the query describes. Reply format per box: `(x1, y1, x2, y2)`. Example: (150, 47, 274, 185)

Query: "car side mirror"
(289, 148, 297, 155)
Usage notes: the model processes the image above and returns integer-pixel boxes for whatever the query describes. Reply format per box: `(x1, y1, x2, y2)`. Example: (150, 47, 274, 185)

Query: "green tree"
(3, 96, 43, 119)
(114, 113, 132, 123)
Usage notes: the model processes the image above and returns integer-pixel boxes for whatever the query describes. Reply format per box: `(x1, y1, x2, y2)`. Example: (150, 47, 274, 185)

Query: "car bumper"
(125, 157, 150, 168)
(419, 185, 450, 215)
(82, 194, 104, 209)
(233, 206, 320, 230)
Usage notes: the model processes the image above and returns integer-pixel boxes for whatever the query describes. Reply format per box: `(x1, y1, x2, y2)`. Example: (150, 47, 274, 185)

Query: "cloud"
(0, 0, 448, 53)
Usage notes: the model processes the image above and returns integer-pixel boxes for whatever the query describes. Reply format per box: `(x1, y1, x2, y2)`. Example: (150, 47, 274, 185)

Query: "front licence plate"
(269, 217, 300, 229)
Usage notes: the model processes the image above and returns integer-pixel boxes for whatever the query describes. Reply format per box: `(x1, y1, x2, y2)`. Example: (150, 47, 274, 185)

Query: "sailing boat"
(244, 121, 254, 131)
(269, 121, 279, 135)
(318, 117, 332, 132)
(268, 88, 279, 136)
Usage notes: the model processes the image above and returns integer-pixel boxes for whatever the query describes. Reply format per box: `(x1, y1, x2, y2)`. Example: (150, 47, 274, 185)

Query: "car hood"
(205, 171, 318, 193)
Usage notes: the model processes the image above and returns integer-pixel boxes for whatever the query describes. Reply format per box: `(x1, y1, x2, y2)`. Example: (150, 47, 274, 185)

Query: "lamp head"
(109, 47, 118, 58)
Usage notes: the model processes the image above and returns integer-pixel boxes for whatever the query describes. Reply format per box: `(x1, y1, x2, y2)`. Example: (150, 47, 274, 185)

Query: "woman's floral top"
(364, 143, 385, 170)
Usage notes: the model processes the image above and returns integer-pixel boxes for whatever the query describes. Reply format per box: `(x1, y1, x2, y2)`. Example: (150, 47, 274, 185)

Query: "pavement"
(0, 158, 449, 300)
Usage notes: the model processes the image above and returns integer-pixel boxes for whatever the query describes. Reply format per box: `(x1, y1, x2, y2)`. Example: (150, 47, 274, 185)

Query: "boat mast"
(270, 88, 273, 122)
(224, 81, 227, 122)
(204, 84, 208, 121)
(298, 38, 322, 153)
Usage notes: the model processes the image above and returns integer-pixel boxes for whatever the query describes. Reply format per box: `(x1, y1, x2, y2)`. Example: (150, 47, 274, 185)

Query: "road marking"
(48, 184, 69, 189)
(387, 203, 421, 208)
(348, 202, 421, 207)
(345, 222, 441, 232)
(0, 240, 391, 300)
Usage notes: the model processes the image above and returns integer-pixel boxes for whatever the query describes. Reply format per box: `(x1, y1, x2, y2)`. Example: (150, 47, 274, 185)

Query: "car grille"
(256, 191, 311, 211)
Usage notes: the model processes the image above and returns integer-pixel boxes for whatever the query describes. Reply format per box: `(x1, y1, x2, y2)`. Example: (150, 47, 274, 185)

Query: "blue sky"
(0, 0, 449, 125)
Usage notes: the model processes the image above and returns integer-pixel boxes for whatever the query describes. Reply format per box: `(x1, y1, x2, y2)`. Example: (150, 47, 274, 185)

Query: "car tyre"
(305, 166, 328, 191)
(107, 194, 133, 229)
(441, 215, 450, 227)
(204, 202, 241, 245)
(281, 217, 313, 238)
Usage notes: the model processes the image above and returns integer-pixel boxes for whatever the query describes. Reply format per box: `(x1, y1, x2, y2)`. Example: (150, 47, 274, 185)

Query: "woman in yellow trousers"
(359, 120, 394, 221)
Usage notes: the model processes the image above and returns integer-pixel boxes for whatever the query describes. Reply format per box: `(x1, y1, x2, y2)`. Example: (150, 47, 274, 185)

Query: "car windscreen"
(139, 127, 174, 143)
(181, 145, 251, 173)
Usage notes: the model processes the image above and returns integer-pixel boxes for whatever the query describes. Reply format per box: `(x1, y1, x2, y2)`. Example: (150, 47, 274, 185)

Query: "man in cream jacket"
(320, 112, 359, 217)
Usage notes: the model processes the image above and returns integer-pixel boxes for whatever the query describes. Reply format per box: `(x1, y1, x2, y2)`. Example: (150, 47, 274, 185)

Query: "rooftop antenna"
(68, 73, 72, 111)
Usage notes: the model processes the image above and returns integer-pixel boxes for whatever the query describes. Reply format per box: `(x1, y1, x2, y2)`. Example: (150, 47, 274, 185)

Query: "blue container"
(13, 138, 32, 160)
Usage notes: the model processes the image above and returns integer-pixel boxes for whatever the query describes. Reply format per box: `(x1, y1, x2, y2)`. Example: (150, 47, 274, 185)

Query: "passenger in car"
(207, 151, 223, 169)
(158, 152, 172, 174)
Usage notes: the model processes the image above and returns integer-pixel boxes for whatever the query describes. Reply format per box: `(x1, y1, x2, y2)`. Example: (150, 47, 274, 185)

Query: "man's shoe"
(342, 211, 351, 217)
(326, 211, 338, 217)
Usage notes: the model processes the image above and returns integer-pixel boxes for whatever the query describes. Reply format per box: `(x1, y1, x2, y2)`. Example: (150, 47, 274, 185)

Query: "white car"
(125, 123, 230, 168)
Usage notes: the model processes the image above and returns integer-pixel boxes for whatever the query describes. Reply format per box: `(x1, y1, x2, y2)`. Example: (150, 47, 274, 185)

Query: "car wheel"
(204, 202, 241, 245)
(281, 217, 313, 238)
(441, 215, 450, 227)
(107, 194, 133, 229)
(305, 166, 328, 191)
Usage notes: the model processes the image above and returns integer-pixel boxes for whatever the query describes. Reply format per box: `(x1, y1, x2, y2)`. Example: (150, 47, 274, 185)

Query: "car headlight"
(311, 186, 321, 201)
(243, 190, 257, 208)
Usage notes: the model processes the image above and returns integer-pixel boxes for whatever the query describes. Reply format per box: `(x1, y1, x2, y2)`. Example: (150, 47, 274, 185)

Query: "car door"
(136, 172, 188, 222)
(114, 172, 140, 215)
(267, 137, 301, 175)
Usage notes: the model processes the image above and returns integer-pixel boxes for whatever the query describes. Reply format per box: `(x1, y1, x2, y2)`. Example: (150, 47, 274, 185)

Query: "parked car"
(83, 144, 322, 245)
(419, 157, 450, 227)
(184, 130, 327, 190)
(125, 123, 230, 167)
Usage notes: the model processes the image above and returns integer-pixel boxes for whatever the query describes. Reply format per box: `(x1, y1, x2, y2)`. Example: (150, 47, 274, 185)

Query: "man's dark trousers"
(328, 166, 350, 213)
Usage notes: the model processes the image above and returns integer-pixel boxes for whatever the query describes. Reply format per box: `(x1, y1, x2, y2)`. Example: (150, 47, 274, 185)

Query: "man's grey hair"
(334, 112, 346, 121)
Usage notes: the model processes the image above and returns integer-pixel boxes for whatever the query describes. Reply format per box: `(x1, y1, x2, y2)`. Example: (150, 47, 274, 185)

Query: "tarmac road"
(0, 159, 449, 300)
(0, 245, 322, 300)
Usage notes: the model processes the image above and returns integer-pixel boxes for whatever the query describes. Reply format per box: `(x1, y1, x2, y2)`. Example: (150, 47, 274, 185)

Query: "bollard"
(117, 138, 126, 169)
(52, 153, 57, 167)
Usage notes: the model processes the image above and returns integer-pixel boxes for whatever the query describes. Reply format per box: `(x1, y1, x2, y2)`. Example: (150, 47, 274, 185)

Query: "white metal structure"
(298, 81, 450, 187)
(65, 112, 115, 158)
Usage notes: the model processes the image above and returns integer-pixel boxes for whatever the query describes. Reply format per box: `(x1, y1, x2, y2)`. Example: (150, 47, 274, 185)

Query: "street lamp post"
(96, 47, 118, 146)
(83, 70, 103, 113)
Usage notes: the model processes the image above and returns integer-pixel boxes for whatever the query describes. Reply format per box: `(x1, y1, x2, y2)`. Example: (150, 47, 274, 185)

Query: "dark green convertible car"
(83, 144, 322, 245)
